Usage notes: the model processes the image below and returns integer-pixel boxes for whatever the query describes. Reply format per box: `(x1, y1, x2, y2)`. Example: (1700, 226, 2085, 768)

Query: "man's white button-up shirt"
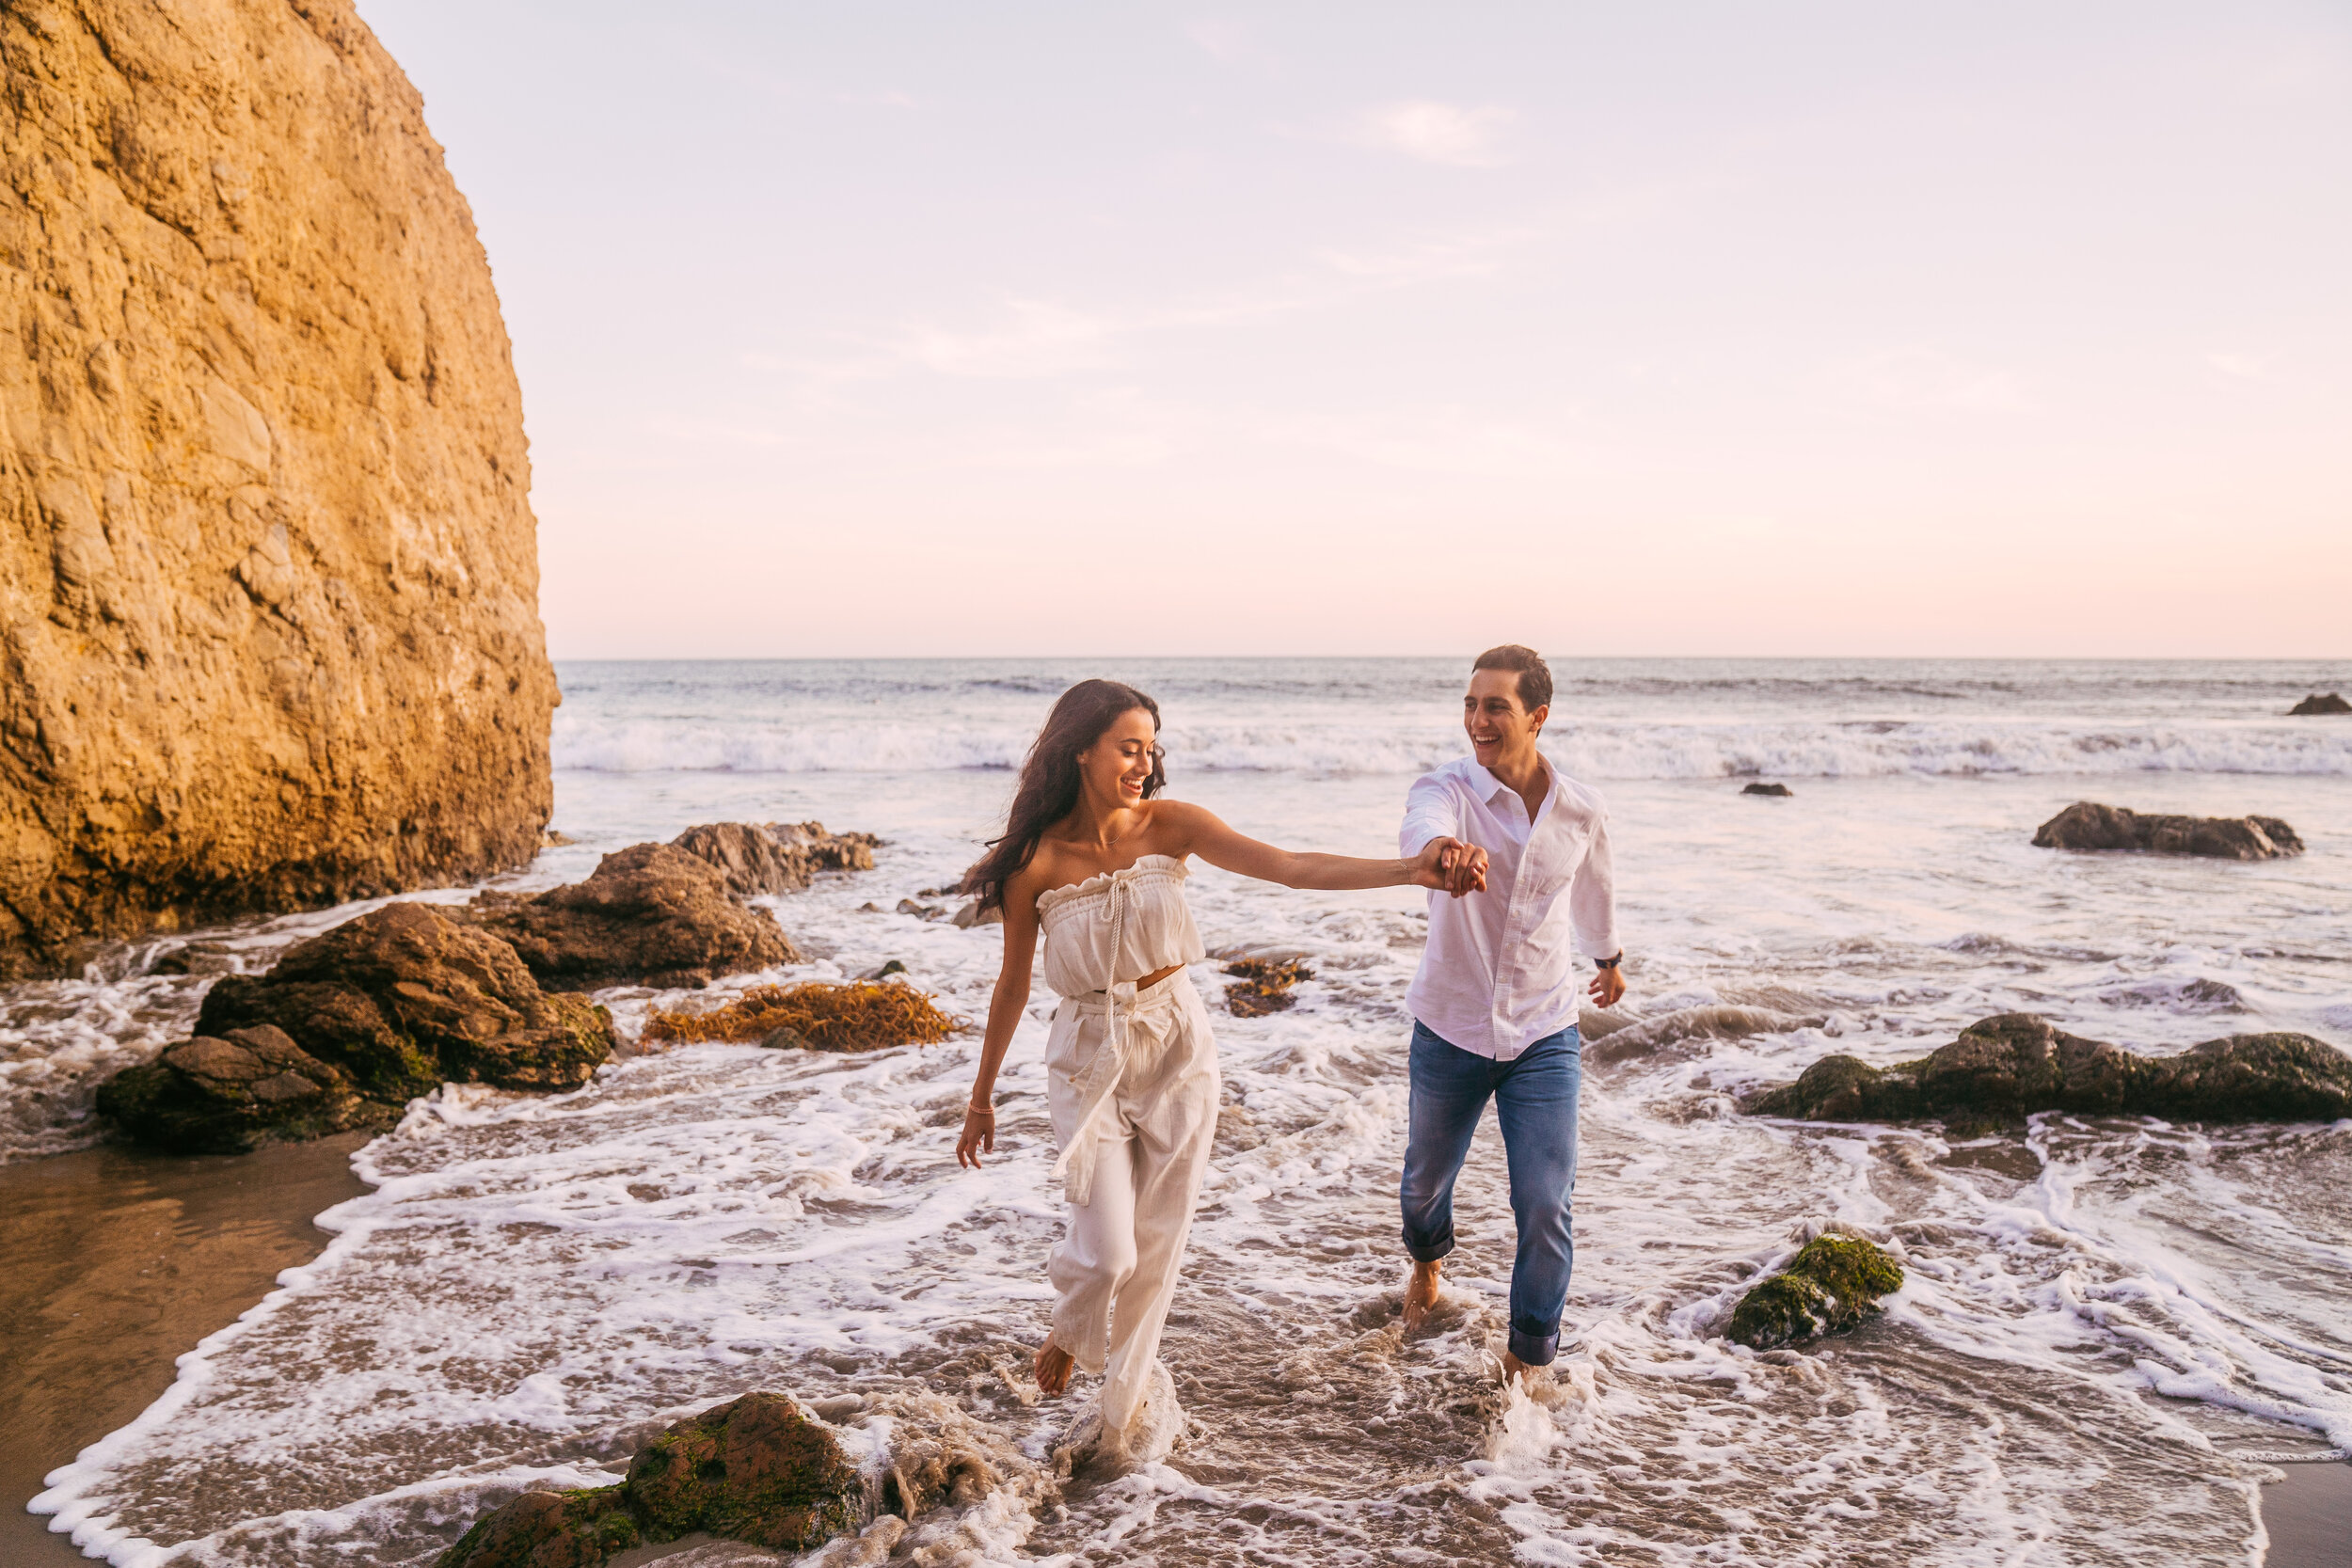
(1399, 753, 1620, 1060)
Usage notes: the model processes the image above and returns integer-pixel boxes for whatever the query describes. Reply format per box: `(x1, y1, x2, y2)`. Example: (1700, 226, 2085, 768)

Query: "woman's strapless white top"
(1035, 854, 1210, 1205)
(1035, 854, 1206, 999)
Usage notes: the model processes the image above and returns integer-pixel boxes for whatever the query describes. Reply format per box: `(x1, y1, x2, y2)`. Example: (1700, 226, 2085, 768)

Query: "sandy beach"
(8, 1116, 2348, 1565)
(0, 1134, 371, 1564)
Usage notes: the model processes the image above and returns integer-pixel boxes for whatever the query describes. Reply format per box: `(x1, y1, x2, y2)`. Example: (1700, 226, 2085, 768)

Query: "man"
(1398, 643, 1624, 1382)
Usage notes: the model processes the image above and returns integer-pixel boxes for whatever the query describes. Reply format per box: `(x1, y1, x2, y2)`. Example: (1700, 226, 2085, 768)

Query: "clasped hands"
(1414, 836, 1489, 898)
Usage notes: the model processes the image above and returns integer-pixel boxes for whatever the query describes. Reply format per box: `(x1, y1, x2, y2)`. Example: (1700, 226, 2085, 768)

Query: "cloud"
(895, 301, 1120, 378)
(1827, 349, 2040, 415)
(1184, 18, 1263, 67)
(1316, 230, 1518, 284)
(762, 223, 1529, 388)
(1357, 101, 1513, 166)
(1249, 405, 1596, 479)
(2206, 351, 2271, 380)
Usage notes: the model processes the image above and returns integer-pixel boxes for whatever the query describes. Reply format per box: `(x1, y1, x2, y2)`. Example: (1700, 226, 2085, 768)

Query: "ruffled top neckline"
(1035, 853, 1188, 915)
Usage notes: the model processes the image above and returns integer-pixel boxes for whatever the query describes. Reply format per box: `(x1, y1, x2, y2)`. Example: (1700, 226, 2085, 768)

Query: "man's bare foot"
(1501, 1350, 1532, 1386)
(1402, 1259, 1443, 1331)
(1034, 1338, 1074, 1397)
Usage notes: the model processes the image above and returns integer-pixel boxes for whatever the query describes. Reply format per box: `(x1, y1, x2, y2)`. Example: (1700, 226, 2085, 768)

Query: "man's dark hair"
(1471, 644, 1552, 712)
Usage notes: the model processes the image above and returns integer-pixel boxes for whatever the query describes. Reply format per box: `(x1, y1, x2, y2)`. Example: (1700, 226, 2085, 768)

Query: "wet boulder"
(1727, 1234, 1904, 1350)
(2287, 693, 2350, 716)
(438, 1392, 859, 1568)
(671, 821, 878, 899)
(191, 901, 616, 1104)
(2031, 801, 2302, 860)
(1742, 1013, 2352, 1129)
(1741, 783, 1793, 798)
(464, 843, 802, 990)
(103, 903, 616, 1153)
(627, 1391, 862, 1549)
(436, 1487, 640, 1568)
(94, 1024, 380, 1154)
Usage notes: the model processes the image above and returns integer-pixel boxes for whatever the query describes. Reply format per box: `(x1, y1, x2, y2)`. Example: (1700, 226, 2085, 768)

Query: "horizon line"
(545, 652, 2352, 665)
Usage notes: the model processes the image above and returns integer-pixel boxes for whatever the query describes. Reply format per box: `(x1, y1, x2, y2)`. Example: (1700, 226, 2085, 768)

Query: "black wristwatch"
(1594, 953, 1623, 970)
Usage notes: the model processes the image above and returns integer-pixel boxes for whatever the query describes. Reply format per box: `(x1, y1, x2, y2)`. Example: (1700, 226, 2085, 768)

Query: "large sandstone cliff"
(0, 0, 557, 976)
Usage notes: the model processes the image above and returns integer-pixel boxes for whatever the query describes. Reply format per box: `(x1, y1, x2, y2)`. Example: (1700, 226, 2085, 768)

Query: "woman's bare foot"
(1402, 1259, 1443, 1330)
(1034, 1337, 1074, 1396)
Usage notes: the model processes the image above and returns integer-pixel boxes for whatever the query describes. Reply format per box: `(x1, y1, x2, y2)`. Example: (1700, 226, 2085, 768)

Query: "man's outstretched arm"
(1401, 775, 1486, 896)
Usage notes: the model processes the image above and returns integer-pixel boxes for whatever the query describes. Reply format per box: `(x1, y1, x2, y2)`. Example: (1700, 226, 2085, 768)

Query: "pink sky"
(362, 1, 2351, 657)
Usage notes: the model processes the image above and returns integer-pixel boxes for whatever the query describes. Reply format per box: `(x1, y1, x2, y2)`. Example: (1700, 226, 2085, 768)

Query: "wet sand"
(2265, 1461, 2352, 1567)
(5, 1130, 2344, 1565)
(1, 1134, 372, 1564)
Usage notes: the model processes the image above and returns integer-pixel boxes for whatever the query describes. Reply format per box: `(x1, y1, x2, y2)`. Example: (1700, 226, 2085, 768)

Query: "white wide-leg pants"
(1044, 972, 1218, 1434)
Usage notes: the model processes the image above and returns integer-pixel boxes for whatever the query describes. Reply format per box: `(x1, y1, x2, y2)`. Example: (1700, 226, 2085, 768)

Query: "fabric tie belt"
(1049, 973, 1192, 1206)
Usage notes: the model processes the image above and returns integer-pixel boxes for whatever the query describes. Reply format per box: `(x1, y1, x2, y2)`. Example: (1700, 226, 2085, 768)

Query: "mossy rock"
(625, 1391, 860, 1549)
(1742, 1013, 2352, 1131)
(436, 1393, 858, 1567)
(438, 1484, 639, 1568)
(1727, 1234, 1904, 1350)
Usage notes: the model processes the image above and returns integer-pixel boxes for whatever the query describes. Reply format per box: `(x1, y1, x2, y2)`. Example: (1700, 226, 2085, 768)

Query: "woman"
(955, 678, 1483, 1454)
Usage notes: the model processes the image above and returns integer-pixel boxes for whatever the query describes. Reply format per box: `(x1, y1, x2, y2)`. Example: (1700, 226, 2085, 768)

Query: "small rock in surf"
(1727, 1234, 1903, 1350)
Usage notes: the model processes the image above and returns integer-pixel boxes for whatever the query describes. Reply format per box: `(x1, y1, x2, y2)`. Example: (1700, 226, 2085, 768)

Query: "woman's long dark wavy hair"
(961, 679, 1166, 912)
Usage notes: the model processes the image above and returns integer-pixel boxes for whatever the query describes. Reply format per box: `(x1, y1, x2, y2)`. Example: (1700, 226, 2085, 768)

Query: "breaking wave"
(552, 716, 2352, 779)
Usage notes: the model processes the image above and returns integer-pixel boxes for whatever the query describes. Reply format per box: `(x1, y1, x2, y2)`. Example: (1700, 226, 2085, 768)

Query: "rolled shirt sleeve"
(1399, 772, 1461, 858)
(1570, 810, 1619, 959)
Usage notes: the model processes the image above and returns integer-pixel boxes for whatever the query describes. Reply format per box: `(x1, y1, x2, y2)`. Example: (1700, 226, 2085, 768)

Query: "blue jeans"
(1400, 1020, 1581, 1366)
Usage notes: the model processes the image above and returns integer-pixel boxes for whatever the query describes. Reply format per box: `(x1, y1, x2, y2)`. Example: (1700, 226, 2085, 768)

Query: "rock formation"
(2289, 692, 2350, 716)
(1740, 782, 1793, 798)
(2031, 802, 2302, 860)
(94, 1022, 378, 1153)
(1741, 1013, 2352, 1130)
(0, 0, 557, 978)
(462, 842, 802, 990)
(99, 901, 613, 1151)
(1726, 1234, 1903, 1350)
(437, 1388, 1048, 1568)
(670, 821, 877, 898)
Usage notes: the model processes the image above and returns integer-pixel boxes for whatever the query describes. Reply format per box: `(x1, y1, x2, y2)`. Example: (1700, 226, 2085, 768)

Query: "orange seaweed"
(643, 980, 965, 1053)
(1223, 958, 1313, 1018)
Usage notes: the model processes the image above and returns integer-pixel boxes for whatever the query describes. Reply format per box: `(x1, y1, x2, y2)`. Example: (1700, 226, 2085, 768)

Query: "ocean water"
(12, 657, 2352, 1565)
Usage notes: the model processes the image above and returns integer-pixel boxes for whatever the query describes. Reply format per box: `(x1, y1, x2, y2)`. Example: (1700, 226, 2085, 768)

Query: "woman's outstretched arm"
(1156, 800, 1486, 895)
(956, 877, 1040, 1168)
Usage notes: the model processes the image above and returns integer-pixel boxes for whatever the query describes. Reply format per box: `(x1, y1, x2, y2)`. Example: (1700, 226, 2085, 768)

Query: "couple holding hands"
(954, 645, 1624, 1454)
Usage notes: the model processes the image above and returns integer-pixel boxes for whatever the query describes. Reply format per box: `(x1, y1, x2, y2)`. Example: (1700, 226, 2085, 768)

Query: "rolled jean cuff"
(1403, 1227, 1454, 1265)
(1509, 1322, 1560, 1367)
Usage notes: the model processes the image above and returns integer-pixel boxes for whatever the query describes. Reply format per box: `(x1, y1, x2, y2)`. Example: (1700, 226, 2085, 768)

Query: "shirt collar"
(1465, 753, 1555, 813)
